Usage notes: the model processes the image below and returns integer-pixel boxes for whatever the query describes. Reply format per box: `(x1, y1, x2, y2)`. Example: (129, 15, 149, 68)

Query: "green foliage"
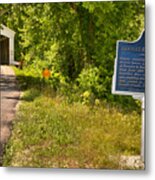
(13, 66, 42, 90)
(2, 1, 144, 169)
(21, 88, 41, 101)
(1, 1, 144, 106)
(14, 64, 141, 113)
(77, 66, 106, 97)
(1, 2, 144, 71)
(3, 91, 141, 169)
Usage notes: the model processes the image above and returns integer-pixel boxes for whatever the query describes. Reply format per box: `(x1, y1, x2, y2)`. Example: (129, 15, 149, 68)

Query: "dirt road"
(0, 65, 20, 165)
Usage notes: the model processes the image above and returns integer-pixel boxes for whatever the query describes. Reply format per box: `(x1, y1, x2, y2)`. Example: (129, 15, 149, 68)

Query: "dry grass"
(3, 89, 141, 169)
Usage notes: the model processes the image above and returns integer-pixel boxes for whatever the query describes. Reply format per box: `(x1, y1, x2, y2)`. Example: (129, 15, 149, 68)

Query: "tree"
(0, 1, 145, 103)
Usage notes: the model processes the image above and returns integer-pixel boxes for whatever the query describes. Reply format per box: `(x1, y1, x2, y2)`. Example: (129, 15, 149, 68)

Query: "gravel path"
(0, 65, 20, 165)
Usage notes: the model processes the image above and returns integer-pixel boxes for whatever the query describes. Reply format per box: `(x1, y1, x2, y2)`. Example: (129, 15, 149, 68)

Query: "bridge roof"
(0, 24, 15, 38)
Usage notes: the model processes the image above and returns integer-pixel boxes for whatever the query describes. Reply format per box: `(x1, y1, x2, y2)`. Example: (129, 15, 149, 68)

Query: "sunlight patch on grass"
(3, 90, 141, 169)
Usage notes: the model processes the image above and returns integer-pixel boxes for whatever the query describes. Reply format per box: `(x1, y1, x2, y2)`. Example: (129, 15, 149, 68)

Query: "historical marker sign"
(112, 31, 145, 95)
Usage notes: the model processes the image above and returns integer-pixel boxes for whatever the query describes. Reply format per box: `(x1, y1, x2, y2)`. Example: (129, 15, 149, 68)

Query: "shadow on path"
(0, 66, 20, 166)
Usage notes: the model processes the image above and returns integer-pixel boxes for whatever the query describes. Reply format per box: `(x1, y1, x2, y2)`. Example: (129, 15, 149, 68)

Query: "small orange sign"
(42, 68, 51, 78)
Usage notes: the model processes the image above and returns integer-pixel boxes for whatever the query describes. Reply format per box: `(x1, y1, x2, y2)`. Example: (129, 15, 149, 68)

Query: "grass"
(3, 87, 141, 169)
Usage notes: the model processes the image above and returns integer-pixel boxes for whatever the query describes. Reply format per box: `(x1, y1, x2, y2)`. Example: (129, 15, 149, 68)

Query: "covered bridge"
(0, 24, 16, 65)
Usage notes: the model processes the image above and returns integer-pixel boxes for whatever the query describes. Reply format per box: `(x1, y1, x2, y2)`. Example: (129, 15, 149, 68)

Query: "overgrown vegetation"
(1, 1, 144, 169)
(3, 86, 141, 169)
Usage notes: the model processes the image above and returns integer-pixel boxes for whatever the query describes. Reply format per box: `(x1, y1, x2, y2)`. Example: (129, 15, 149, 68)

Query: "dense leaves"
(0, 1, 145, 106)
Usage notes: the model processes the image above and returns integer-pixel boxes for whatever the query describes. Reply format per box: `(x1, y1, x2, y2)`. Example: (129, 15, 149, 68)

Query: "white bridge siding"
(0, 24, 15, 65)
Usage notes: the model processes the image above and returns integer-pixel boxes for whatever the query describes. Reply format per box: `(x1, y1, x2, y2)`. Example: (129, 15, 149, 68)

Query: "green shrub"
(77, 66, 106, 98)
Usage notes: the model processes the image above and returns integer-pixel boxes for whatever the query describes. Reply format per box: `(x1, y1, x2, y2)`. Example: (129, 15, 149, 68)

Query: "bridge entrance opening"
(0, 35, 9, 65)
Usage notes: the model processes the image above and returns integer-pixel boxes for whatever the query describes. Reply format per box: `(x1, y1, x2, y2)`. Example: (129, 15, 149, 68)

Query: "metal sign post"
(133, 95, 145, 162)
(141, 96, 145, 162)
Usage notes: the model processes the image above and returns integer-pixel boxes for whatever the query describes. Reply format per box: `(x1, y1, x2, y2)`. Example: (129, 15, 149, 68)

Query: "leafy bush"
(77, 66, 106, 98)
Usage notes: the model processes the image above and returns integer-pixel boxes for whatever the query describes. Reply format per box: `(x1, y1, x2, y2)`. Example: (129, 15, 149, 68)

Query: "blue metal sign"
(112, 31, 145, 95)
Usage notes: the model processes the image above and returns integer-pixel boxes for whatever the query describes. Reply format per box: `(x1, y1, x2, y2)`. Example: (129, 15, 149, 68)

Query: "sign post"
(112, 31, 145, 162)
(132, 94, 145, 162)
(141, 96, 145, 162)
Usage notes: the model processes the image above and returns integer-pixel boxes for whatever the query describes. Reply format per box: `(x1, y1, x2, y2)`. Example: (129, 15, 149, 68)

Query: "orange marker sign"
(42, 68, 51, 78)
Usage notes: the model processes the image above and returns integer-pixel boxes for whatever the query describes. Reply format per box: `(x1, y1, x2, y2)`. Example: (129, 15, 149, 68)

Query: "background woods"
(0, 1, 144, 106)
